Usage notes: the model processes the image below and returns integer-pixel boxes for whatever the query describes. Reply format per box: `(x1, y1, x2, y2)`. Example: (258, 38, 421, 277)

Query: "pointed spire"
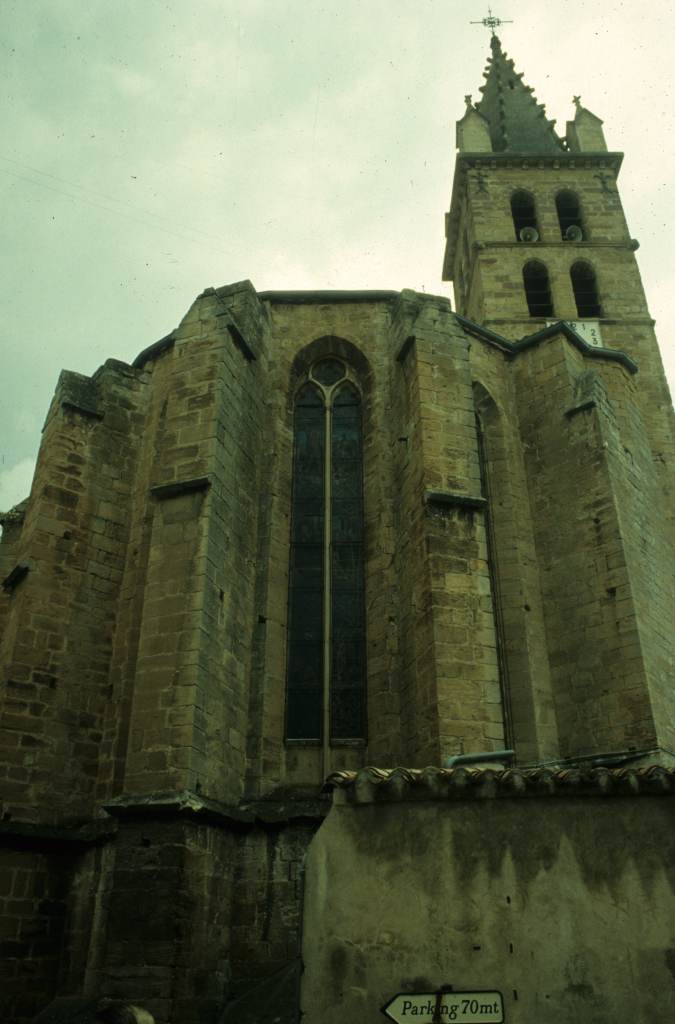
(476, 36, 564, 154)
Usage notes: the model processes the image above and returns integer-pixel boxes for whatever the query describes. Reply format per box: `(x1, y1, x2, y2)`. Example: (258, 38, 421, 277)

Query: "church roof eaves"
(257, 289, 400, 304)
(455, 313, 638, 374)
(133, 329, 176, 369)
(324, 763, 675, 801)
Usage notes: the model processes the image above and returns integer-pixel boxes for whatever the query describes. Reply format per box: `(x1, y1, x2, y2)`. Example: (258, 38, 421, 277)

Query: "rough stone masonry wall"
(468, 338, 559, 763)
(0, 358, 150, 1024)
(119, 282, 269, 804)
(96, 353, 174, 803)
(390, 297, 436, 764)
(598, 364, 675, 754)
(459, 164, 634, 332)
(394, 299, 505, 763)
(0, 843, 73, 1024)
(0, 359, 148, 824)
(87, 817, 235, 1024)
(457, 161, 674, 546)
(513, 338, 658, 756)
(229, 820, 318, 980)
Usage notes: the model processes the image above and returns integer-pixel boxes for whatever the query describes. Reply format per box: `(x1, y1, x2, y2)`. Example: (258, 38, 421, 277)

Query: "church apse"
(0, 27, 674, 1024)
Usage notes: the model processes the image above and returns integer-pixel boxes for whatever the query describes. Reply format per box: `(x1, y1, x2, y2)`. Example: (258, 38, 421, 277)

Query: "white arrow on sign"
(382, 990, 504, 1024)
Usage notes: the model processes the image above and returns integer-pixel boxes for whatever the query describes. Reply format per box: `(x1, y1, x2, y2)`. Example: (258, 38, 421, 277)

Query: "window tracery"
(286, 358, 366, 741)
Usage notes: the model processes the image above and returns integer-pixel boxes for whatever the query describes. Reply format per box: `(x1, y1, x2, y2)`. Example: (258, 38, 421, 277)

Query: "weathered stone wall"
(468, 339, 559, 764)
(301, 775, 675, 1024)
(512, 339, 662, 755)
(450, 158, 674, 543)
(116, 283, 270, 804)
(229, 820, 318, 979)
(0, 844, 73, 1024)
(0, 360, 148, 823)
(88, 817, 236, 1024)
(392, 301, 505, 763)
(0, 277, 672, 1024)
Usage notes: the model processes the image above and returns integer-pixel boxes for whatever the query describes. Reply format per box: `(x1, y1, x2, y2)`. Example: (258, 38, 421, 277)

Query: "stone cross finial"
(465, 94, 473, 109)
(573, 95, 582, 109)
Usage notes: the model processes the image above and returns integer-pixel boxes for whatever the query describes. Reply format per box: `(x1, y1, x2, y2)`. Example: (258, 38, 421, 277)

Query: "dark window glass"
(331, 684, 365, 740)
(286, 383, 324, 739)
(330, 382, 366, 739)
(313, 358, 345, 386)
(556, 190, 584, 240)
(511, 190, 538, 240)
(523, 260, 554, 317)
(286, 376, 366, 741)
(570, 261, 602, 318)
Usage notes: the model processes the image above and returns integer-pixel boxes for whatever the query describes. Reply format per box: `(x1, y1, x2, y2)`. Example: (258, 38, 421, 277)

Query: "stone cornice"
(425, 490, 487, 512)
(455, 314, 639, 374)
(150, 476, 212, 500)
(0, 819, 116, 848)
(103, 790, 328, 827)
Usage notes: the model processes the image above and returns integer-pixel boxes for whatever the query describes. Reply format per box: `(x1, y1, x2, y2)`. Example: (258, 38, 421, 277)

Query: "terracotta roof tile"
(323, 764, 675, 801)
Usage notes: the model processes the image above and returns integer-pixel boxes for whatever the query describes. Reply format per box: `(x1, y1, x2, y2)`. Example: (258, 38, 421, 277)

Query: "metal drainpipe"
(444, 749, 515, 769)
(518, 748, 656, 771)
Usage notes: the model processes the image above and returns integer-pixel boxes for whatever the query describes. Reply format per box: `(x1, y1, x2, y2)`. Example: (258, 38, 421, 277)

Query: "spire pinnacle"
(475, 38, 564, 154)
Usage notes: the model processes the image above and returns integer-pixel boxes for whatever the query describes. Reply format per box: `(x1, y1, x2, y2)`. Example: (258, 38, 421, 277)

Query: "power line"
(0, 152, 237, 256)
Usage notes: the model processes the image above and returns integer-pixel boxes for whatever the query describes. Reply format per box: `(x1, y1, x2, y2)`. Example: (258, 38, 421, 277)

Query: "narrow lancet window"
(571, 261, 602, 318)
(286, 362, 366, 741)
(556, 190, 584, 241)
(286, 383, 325, 740)
(523, 260, 554, 317)
(330, 382, 366, 740)
(511, 190, 539, 241)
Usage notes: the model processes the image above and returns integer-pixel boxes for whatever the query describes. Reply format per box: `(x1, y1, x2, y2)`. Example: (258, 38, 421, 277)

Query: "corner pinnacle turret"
(476, 35, 563, 153)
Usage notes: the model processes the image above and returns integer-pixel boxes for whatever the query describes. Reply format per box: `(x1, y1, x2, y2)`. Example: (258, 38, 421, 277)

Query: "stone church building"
(1, 34, 673, 1024)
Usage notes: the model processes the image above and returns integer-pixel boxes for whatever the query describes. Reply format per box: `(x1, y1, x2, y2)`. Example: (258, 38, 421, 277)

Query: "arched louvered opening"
(523, 260, 554, 317)
(571, 261, 602, 318)
(556, 190, 585, 241)
(286, 363, 366, 742)
(511, 190, 538, 241)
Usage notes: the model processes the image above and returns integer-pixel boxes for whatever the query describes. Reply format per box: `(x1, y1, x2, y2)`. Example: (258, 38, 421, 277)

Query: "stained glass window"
(286, 383, 325, 740)
(286, 370, 366, 740)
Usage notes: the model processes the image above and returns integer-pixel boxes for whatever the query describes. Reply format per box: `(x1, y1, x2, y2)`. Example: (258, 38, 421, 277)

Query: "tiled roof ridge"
(324, 764, 675, 799)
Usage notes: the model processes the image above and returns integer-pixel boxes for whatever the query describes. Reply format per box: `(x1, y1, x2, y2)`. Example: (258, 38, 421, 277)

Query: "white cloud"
(0, 457, 36, 516)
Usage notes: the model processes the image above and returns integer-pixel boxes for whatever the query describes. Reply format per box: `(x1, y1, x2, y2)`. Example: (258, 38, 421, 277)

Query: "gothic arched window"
(511, 190, 538, 241)
(570, 260, 602, 318)
(523, 260, 554, 317)
(286, 359, 366, 741)
(556, 189, 585, 240)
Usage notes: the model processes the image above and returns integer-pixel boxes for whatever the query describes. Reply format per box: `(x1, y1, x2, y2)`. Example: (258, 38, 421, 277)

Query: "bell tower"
(443, 33, 673, 520)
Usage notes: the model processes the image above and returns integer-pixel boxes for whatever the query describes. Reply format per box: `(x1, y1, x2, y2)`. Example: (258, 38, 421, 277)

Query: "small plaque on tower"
(547, 319, 603, 348)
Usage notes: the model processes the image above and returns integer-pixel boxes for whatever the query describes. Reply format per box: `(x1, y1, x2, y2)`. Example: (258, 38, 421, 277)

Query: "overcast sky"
(1, 0, 674, 514)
